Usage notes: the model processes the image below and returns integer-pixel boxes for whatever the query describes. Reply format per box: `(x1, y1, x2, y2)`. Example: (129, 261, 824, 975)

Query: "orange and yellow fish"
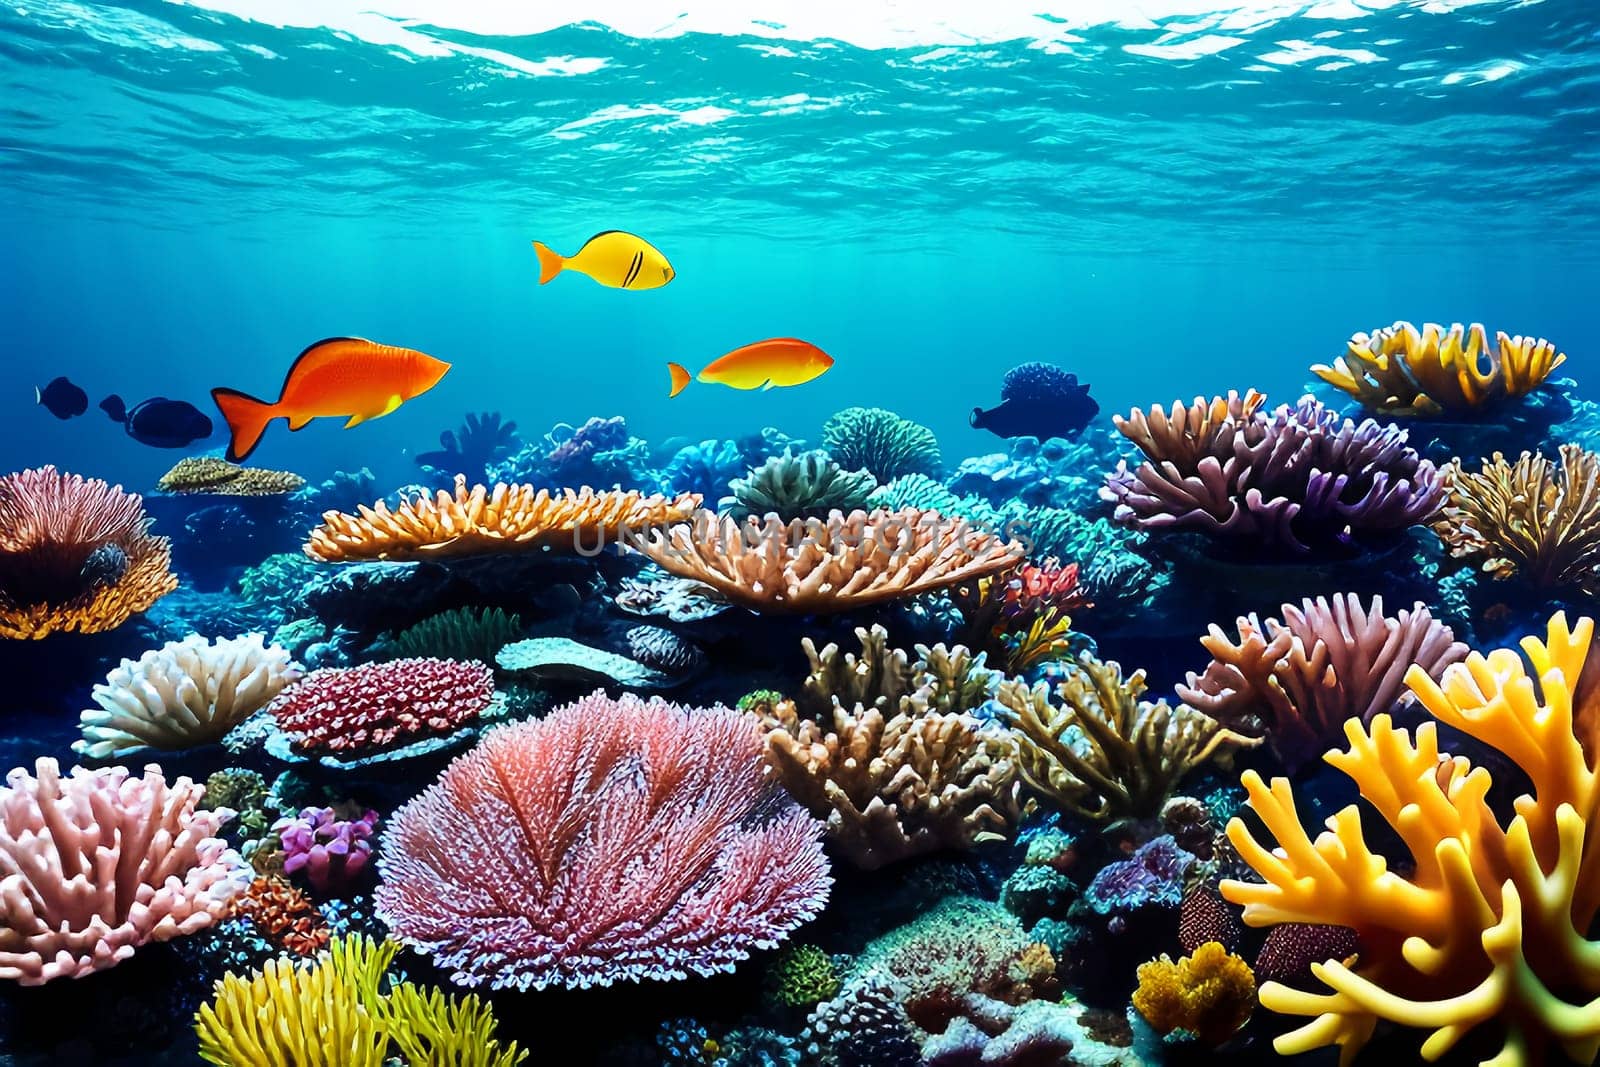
(211, 337, 450, 462)
(668, 338, 834, 398)
(532, 231, 675, 290)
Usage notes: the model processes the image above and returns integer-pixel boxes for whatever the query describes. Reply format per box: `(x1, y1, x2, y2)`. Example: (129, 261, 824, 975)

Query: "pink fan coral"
(267, 658, 494, 755)
(376, 690, 832, 991)
(0, 759, 248, 984)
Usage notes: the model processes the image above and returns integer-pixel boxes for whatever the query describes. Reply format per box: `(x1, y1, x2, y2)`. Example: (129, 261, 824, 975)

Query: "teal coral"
(823, 407, 942, 481)
(722, 450, 878, 521)
(375, 606, 526, 664)
(236, 553, 322, 628)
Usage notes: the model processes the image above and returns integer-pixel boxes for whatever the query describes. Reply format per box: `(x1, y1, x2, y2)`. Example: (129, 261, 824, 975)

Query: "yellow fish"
(532, 231, 675, 290)
(668, 338, 834, 398)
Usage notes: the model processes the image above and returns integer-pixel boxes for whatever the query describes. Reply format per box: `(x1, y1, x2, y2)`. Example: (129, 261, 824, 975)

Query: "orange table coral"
(1313, 320, 1567, 417)
(305, 475, 700, 562)
(1222, 612, 1600, 1066)
(0, 465, 177, 639)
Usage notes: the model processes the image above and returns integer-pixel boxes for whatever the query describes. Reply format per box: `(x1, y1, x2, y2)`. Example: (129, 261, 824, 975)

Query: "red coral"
(1005, 559, 1091, 615)
(1179, 883, 1243, 954)
(268, 658, 493, 754)
(1253, 922, 1360, 990)
(376, 689, 832, 991)
(231, 876, 329, 956)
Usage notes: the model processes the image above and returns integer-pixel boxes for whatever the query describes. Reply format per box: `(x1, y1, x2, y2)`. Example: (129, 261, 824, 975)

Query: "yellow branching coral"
(996, 653, 1257, 824)
(1313, 321, 1567, 417)
(305, 475, 700, 562)
(158, 457, 305, 496)
(196, 934, 527, 1067)
(1221, 613, 1600, 1067)
(1133, 941, 1256, 1047)
(1433, 444, 1600, 597)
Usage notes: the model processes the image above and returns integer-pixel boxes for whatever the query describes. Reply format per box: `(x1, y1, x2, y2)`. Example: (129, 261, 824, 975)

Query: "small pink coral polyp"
(268, 657, 494, 754)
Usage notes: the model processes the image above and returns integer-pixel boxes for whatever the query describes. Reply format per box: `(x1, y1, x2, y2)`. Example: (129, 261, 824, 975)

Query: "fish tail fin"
(210, 387, 276, 462)
(99, 394, 126, 423)
(532, 241, 564, 285)
(668, 362, 692, 398)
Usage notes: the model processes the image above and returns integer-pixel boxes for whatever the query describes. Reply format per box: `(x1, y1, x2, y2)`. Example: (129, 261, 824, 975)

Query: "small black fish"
(100, 394, 215, 449)
(36, 376, 88, 420)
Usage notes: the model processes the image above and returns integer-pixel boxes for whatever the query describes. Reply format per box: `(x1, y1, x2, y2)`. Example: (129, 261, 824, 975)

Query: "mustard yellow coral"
(1132, 941, 1255, 1047)
(1221, 613, 1600, 1067)
(1313, 320, 1567, 417)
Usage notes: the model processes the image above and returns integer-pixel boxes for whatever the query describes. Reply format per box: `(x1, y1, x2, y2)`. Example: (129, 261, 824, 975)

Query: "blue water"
(3, 0, 1597, 494)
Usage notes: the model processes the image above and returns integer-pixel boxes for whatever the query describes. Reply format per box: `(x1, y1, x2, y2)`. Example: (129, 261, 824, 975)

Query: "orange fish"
(212, 337, 450, 462)
(668, 338, 834, 398)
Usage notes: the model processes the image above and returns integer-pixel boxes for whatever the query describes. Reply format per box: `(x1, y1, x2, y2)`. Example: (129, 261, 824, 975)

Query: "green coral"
(201, 768, 268, 813)
(236, 553, 322, 628)
(736, 689, 785, 716)
(375, 607, 525, 665)
(271, 617, 331, 661)
(722, 450, 878, 522)
(823, 407, 942, 482)
(764, 944, 841, 1011)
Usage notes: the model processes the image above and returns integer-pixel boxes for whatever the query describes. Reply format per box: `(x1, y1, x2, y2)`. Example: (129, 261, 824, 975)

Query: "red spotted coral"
(267, 658, 494, 755)
(0, 758, 249, 983)
(375, 690, 832, 991)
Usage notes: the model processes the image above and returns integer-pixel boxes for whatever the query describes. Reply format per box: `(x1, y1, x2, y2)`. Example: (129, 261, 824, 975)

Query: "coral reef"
(823, 407, 942, 481)
(230, 875, 330, 956)
(629, 508, 1024, 614)
(1177, 593, 1467, 772)
(953, 557, 1087, 674)
(497, 636, 676, 688)
(948, 435, 1099, 511)
(376, 690, 832, 990)
(997, 653, 1255, 824)
(275, 805, 379, 895)
(969, 362, 1099, 442)
(766, 943, 842, 1012)
(624, 624, 707, 675)
(0, 758, 248, 983)
(267, 658, 494, 755)
(1085, 836, 1195, 920)
(156, 456, 306, 495)
(1313, 320, 1567, 417)
(1132, 941, 1255, 1047)
(0, 465, 177, 639)
(723, 449, 878, 522)
(305, 475, 699, 562)
(373, 605, 526, 663)
(661, 438, 748, 498)
(414, 411, 521, 483)
(74, 633, 302, 758)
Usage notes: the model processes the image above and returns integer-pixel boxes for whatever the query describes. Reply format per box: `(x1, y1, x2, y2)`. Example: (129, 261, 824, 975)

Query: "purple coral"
(1101, 393, 1443, 558)
(275, 805, 379, 894)
(1085, 836, 1194, 924)
(548, 416, 630, 472)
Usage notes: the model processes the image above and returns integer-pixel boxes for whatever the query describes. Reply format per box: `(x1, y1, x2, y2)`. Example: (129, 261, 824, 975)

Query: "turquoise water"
(3, 0, 1596, 492)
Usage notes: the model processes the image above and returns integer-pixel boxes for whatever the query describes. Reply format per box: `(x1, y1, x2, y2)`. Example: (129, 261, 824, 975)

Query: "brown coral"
(157, 456, 305, 495)
(759, 625, 1022, 869)
(1312, 320, 1567, 417)
(1133, 941, 1256, 1047)
(996, 653, 1257, 825)
(1432, 444, 1600, 597)
(1177, 593, 1467, 772)
(305, 476, 700, 562)
(628, 508, 1024, 614)
(231, 876, 330, 957)
(0, 465, 177, 639)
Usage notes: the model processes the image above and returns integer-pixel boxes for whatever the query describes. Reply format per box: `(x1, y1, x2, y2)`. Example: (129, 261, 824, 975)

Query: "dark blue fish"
(970, 362, 1100, 441)
(35, 376, 88, 420)
(100, 394, 214, 449)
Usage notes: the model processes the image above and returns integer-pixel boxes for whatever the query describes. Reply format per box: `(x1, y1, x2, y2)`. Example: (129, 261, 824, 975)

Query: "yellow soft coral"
(1221, 613, 1600, 1067)
(1312, 321, 1566, 417)
(1133, 941, 1256, 1047)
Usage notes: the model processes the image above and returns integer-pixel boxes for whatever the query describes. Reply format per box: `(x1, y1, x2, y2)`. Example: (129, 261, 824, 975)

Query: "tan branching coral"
(1433, 444, 1600, 597)
(157, 457, 305, 496)
(629, 508, 1024, 614)
(1313, 321, 1567, 417)
(0, 465, 177, 639)
(74, 633, 303, 759)
(1178, 593, 1466, 772)
(997, 653, 1256, 825)
(760, 625, 1022, 868)
(305, 476, 700, 562)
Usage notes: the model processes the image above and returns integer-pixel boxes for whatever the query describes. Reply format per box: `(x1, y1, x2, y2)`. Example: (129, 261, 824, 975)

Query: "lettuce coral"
(1221, 612, 1600, 1066)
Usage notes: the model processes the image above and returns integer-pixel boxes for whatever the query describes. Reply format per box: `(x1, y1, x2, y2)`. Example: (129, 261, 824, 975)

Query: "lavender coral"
(0, 759, 249, 984)
(1101, 391, 1443, 557)
(376, 690, 831, 991)
(275, 806, 379, 894)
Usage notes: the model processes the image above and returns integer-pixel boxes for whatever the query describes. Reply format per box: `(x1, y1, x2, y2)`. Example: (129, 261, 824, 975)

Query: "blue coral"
(947, 435, 1098, 509)
(661, 438, 747, 498)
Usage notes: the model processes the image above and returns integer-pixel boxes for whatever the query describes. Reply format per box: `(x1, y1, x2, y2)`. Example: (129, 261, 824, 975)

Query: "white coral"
(74, 633, 302, 758)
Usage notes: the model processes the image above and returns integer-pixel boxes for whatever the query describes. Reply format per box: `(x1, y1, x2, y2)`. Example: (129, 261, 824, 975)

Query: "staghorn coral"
(1101, 392, 1443, 558)
(74, 633, 303, 759)
(305, 475, 699, 562)
(1221, 612, 1600, 1066)
(722, 449, 879, 522)
(1132, 941, 1256, 1047)
(376, 690, 831, 991)
(0, 465, 177, 639)
(996, 653, 1256, 825)
(0, 759, 249, 983)
(629, 507, 1024, 615)
(823, 406, 942, 481)
(1313, 320, 1567, 418)
(267, 658, 494, 756)
(760, 625, 1022, 869)
(1433, 444, 1600, 597)
(231, 875, 330, 957)
(375, 606, 526, 664)
(157, 456, 305, 495)
(1177, 593, 1467, 773)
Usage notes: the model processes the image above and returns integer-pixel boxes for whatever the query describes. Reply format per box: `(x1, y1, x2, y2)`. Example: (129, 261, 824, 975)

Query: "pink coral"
(376, 689, 832, 991)
(268, 658, 493, 754)
(0, 758, 248, 984)
(274, 806, 379, 894)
